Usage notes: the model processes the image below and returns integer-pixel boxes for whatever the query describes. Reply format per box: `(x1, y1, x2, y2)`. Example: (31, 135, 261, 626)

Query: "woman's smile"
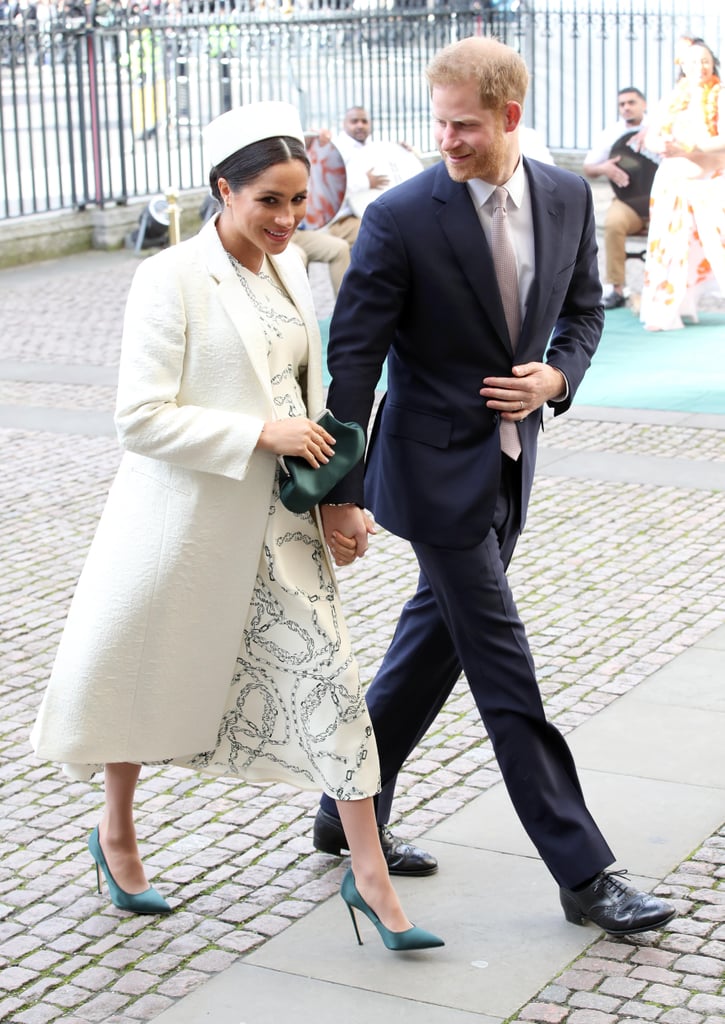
(217, 160, 309, 271)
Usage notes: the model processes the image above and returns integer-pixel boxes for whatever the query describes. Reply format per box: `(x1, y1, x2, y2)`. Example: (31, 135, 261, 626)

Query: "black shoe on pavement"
(560, 870, 676, 936)
(313, 807, 438, 876)
(603, 290, 627, 310)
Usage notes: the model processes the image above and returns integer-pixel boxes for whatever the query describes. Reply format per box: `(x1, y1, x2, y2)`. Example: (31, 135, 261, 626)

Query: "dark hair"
(209, 136, 310, 202)
(617, 86, 646, 101)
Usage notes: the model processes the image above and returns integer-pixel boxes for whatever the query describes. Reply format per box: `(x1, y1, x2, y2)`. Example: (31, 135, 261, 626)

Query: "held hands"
(480, 363, 567, 421)
(257, 419, 374, 567)
(321, 505, 376, 566)
(257, 416, 335, 468)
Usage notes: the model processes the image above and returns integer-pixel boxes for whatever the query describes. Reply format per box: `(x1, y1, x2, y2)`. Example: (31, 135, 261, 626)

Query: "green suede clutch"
(279, 409, 366, 514)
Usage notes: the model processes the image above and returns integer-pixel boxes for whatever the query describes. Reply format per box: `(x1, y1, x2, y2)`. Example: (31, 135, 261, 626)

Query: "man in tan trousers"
(583, 87, 651, 309)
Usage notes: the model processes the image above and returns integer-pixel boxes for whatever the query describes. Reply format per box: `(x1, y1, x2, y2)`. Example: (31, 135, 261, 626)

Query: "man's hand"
(321, 505, 375, 564)
(480, 363, 567, 421)
(604, 155, 630, 189)
(584, 155, 630, 189)
(366, 169, 390, 190)
(626, 127, 648, 153)
(306, 127, 332, 147)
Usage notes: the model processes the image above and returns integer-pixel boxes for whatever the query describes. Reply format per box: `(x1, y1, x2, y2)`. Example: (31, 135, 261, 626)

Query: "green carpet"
(320, 309, 725, 415)
(575, 309, 725, 414)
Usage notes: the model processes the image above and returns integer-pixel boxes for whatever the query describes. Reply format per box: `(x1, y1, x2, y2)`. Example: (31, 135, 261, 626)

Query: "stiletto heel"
(88, 826, 171, 915)
(346, 902, 363, 945)
(340, 868, 444, 951)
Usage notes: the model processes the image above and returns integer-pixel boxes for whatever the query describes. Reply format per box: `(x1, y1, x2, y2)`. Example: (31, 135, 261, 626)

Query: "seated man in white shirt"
(328, 106, 391, 246)
(583, 87, 649, 309)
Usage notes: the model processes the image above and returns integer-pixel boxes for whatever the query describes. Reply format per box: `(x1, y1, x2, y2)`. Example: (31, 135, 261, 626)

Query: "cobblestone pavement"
(1, 217, 725, 1024)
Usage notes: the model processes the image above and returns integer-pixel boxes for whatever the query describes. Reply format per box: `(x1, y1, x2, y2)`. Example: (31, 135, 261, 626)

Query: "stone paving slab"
(242, 842, 590, 1021)
(427, 645, 725, 875)
(0, 407, 116, 435)
(168, 629, 725, 1022)
(155, 963, 499, 1024)
(1, 206, 724, 1023)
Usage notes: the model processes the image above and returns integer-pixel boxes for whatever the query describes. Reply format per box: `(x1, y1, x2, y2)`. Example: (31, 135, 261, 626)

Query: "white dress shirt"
(466, 157, 569, 401)
(466, 158, 534, 322)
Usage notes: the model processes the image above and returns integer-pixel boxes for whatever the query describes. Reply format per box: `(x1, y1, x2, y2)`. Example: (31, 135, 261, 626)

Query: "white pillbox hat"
(202, 101, 305, 168)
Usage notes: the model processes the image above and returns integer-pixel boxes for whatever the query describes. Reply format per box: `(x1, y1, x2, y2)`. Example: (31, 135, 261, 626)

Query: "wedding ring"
(519, 401, 524, 411)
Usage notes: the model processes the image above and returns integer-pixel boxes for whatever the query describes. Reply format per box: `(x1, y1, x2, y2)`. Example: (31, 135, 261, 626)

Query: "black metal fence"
(1, 0, 722, 219)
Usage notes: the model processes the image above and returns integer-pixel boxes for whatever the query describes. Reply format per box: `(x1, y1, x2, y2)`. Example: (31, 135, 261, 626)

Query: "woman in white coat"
(30, 101, 442, 952)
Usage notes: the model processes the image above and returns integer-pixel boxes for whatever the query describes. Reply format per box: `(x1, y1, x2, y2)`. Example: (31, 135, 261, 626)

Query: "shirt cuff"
(549, 368, 570, 404)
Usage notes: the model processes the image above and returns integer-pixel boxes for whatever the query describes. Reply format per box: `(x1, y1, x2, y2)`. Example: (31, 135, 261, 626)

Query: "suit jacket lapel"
(433, 160, 569, 358)
(432, 164, 512, 354)
(520, 159, 564, 349)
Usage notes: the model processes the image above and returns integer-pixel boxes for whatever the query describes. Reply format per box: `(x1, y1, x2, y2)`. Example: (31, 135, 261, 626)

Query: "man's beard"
(442, 129, 508, 183)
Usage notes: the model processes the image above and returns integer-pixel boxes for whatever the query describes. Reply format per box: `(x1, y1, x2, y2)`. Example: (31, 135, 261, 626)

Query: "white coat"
(30, 217, 326, 768)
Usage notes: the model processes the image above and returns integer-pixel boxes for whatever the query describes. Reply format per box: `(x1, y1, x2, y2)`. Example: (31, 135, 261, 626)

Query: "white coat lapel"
(200, 216, 325, 418)
(201, 217, 275, 403)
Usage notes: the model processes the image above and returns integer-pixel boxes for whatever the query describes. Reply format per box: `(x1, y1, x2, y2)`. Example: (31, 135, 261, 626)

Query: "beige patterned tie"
(491, 186, 522, 461)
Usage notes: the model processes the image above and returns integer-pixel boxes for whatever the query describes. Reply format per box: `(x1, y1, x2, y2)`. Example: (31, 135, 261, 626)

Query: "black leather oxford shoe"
(560, 870, 675, 936)
(313, 808, 438, 876)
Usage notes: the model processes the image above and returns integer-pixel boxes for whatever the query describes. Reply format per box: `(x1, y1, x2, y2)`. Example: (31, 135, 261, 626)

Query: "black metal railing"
(1, 0, 722, 219)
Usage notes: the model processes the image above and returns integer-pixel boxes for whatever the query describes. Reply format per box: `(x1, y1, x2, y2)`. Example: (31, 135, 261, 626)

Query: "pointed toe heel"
(340, 868, 444, 951)
(88, 826, 171, 916)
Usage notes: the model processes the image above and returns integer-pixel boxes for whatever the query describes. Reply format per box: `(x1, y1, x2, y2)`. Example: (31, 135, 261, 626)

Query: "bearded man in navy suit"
(313, 35, 674, 936)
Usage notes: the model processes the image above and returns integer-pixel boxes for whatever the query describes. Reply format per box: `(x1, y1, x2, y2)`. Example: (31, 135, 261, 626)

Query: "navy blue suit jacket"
(326, 157, 604, 549)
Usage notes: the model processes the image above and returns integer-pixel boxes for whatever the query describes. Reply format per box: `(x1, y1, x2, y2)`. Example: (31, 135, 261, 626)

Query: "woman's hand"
(327, 530, 358, 567)
(321, 505, 376, 563)
(663, 137, 696, 159)
(256, 417, 335, 468)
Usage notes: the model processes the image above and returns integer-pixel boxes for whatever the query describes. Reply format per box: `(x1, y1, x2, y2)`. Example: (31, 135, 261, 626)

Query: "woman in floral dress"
(640, 37, 725, 331)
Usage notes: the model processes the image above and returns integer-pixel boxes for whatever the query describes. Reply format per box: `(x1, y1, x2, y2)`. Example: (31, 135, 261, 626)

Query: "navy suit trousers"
(321, 457, 615, 889)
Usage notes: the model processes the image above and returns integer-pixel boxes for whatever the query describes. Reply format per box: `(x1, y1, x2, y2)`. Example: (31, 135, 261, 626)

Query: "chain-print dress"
(172, 255, 380, 801)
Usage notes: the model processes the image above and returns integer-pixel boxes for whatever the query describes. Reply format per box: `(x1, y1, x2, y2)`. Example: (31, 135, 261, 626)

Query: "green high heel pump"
(88, 826, 171, 915)
(340, 868, 444, 951)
